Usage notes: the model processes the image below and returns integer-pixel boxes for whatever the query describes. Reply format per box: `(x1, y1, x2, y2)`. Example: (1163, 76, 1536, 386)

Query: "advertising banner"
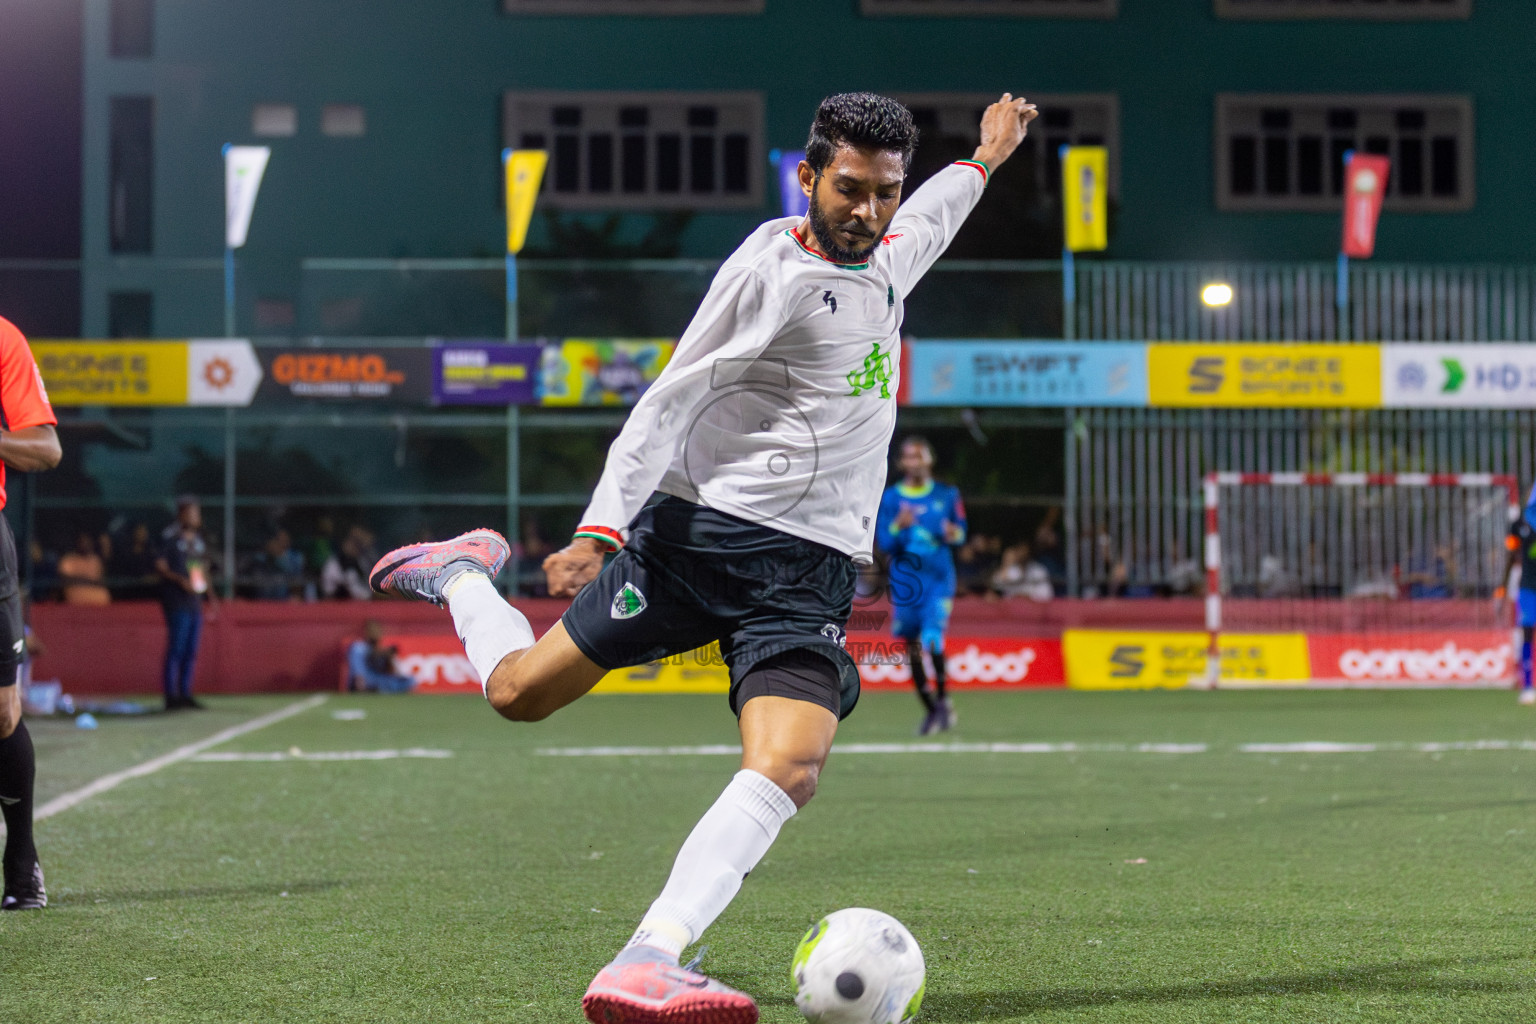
(1061, 146, 1109, 253)
(258, 347, 434, 403)
(390, 633, 731, 695)
(541, 339, 674, 406)
(433, 344, 542, 405)
(188, 340, 263, 406)
(1307, 632, 1513, 686)
(906, 341, 1146, 407)
(849, 634, 1066, 689)
(1341, 152, 1390, 259)
(33, 341, 189, 405)
(1382, 344, 1536, 408)
(1148, 343, 1381, 408)
(1063, 630, 1311, 689)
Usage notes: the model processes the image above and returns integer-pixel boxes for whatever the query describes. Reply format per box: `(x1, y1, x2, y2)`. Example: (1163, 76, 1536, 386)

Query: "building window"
(252, 103, 297, 138)
(321, 104, 367, 138)
(108, 96, 154, 254)
(109, 0, 155, 58)
(1215, 0, 1470, 19)
(504, 0, 762, 13)
(503, 91, 763, 210)
(896, 93, 1117, 257)
(862, 0, 1116, 16)
(107, 291, 153, 338)
(1216, 94, 1473, 212)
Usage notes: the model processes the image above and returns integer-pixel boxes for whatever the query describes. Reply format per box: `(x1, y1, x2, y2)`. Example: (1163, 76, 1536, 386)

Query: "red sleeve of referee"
(0, 317, 57, 430)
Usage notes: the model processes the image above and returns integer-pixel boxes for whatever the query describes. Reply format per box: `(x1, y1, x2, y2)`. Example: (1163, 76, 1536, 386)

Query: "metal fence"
(1066, 408, 1536, 597)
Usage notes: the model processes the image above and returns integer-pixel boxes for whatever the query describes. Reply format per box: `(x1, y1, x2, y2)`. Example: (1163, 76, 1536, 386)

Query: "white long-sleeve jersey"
(574, 160, 989, 564)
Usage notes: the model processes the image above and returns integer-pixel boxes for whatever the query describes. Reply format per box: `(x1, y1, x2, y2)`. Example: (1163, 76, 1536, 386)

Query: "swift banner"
(540, 339, 674, 406)
(433, 344, 542, 405)
(1382, 344, 1536, 408)
(1147, 343, 1381, 408)
(905, 341, 1146, 407)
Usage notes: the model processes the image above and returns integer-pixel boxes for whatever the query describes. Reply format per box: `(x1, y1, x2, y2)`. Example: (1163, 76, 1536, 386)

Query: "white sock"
(625, 769, 797, 958)
(444, 572, 535, 696)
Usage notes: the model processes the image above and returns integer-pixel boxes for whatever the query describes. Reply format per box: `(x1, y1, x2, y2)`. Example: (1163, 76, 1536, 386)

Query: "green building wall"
(80, 0, 1533, 337)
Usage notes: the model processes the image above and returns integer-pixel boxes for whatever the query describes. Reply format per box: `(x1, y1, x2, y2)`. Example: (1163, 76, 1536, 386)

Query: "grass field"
(4, 689, 1536, 1023)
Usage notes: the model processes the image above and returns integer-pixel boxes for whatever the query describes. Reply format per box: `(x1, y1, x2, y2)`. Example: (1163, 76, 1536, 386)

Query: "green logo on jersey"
(611, 583, 647, 620)
(847, 341, 893, 399)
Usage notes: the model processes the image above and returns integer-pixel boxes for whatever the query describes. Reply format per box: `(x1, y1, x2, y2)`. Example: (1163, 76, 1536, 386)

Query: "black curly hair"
(805, 93, 919, 175)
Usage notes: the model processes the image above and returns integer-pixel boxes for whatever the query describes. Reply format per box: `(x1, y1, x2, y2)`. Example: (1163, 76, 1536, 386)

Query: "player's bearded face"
(807, 181, 883, 264)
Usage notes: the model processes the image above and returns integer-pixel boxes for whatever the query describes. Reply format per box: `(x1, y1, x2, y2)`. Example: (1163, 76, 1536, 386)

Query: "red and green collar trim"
(954, 159, 990, 185)
(574, 525, 623, 552)
(786, 226, 871, 271)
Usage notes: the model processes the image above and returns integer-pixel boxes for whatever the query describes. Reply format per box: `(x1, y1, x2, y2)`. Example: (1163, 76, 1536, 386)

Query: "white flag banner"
(224, 145, 270, 249)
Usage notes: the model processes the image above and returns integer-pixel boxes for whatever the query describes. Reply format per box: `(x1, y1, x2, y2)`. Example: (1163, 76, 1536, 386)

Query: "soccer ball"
(791, 908, 926, 1024)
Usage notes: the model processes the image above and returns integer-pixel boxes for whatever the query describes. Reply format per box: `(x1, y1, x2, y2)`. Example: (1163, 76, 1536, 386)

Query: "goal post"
(1203, 472, 1521, 688)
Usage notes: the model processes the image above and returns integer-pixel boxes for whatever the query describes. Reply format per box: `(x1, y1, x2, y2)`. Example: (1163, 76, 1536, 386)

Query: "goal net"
(1205, 473, 1520, 687)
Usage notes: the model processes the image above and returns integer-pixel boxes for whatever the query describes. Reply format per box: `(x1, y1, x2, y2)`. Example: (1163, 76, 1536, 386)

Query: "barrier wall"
(30, 597, 1514, 697)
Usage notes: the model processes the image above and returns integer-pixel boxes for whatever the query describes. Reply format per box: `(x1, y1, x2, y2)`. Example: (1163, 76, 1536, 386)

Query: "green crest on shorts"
(611, 582, 647, 620)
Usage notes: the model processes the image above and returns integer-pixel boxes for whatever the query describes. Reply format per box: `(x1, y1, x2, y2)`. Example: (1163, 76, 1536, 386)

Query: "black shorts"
(562, 495, 861, 719)
(0, 513, 22, 684)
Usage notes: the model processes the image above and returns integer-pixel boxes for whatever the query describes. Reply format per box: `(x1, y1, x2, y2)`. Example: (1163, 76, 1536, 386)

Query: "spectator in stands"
(954, 533, 1001, 597)
(516, 517, 552, 597)
(26, 540, 57, 603)
(320, 525, 376, 600)
(109, 522, 160, 601)
(245, 528, 307, 601)
(155, 496, 216, 710)
(346, 621, 415, 693)
(991, 541, 1053, 602)
(304, 515, 337, 580)
(56, 531, 109, 606)
(1031, 507, 1066, 588)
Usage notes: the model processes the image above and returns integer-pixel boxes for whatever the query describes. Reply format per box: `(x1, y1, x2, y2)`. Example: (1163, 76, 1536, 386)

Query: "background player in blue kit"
(1501, 482, 1536, 705)
(877, 436, 966, 735)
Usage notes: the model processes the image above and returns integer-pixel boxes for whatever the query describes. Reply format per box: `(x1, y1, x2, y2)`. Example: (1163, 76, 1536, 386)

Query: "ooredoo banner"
(1307, 632, 1513, 686)
(848, 635, 1066, 689)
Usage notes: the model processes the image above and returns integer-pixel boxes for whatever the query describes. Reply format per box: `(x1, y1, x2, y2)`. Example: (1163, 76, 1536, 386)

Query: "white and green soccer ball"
(791, 908, 926, 1024)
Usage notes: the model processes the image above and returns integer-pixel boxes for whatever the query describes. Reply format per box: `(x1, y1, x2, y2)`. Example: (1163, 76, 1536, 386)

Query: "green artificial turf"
(4, 689, 1536, 1023)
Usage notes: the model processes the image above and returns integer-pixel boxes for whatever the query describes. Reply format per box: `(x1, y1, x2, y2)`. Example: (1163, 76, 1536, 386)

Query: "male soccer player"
(0, 316, 61, 911)
(876, 436, 966, 735)
(1502, 483, 1536, 705)
(372, 92, 1036, 1024)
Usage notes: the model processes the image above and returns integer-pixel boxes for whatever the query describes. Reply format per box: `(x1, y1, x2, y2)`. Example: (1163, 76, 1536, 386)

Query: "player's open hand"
(973, 94, 1039, 172)
(542, 538, 608, 598)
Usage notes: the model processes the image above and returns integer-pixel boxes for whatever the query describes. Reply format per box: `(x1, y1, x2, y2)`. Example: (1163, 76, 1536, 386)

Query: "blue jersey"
(876, 480, 967, 608)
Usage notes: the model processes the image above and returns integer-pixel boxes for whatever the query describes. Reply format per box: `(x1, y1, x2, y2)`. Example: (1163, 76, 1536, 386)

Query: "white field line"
(537, 739, 1536, 758)
(537, 742, 1210, 757)
(192, 747, 452, 762)
(33, 694, 327, 822)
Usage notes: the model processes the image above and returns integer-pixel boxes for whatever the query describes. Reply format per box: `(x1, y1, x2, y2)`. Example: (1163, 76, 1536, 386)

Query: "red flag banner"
(1341, 152, 1390, 258)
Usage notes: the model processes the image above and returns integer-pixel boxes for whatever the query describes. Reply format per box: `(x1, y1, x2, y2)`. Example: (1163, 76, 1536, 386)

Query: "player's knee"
(486, 660, 558, 722)
(764, 759, 822, 809)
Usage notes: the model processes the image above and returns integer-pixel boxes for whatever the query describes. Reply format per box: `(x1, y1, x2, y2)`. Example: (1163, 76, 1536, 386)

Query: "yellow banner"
(1148, 343, 1381, 408)
(591, 645, 730, 695)
(1064, 630, 1311, 690)
(504, 149, 548, 255)
(34, 340, 189, 405)
(1061, 146, 1109, 252)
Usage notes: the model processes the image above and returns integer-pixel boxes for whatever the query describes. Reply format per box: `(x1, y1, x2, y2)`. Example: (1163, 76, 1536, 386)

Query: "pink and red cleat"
(368, 529, 510, 605)
(582, 949, 758, 1024)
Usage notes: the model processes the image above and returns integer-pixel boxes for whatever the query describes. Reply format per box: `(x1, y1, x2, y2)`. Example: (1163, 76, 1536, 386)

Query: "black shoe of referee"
(1, 859, 46, 910)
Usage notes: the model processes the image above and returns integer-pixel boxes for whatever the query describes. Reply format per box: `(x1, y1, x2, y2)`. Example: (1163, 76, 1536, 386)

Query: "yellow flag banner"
(1147, 343, 1382, 408)
(504, 149, 548, 255)
(1061, 146, 1109, 253)
(34, 341, 190, 405)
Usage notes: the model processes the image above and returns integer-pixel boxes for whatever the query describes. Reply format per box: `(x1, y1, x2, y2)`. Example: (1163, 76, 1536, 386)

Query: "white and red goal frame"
(1202, 472, 1522, 687)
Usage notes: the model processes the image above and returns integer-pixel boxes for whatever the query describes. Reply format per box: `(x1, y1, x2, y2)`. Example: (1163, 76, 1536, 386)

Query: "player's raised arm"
(543, 266, 790, 597)
(884, 93, 1039, 293)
